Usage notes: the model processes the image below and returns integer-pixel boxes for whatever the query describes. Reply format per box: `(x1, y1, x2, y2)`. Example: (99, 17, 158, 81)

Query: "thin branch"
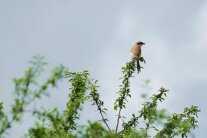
(118, 113, 142, 134)
(88, 80, 111, 131)
(115, 108, 122, 133)
(97, 104, 111, 131)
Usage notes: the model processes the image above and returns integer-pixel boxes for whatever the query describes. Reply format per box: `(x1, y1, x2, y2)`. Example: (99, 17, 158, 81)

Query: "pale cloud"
(114, 10, 139, 41)
(194, 2, 207, 46)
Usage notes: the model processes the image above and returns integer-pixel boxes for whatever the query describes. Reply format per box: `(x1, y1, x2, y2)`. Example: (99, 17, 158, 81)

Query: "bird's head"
(136, 41, 145, 46)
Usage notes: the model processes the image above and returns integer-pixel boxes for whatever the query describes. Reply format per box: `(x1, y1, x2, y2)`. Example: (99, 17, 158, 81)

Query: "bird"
(131, 41, 145, 73)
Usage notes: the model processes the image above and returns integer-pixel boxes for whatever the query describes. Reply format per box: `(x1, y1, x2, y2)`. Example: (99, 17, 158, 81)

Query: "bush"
(0, 55, 200, 138)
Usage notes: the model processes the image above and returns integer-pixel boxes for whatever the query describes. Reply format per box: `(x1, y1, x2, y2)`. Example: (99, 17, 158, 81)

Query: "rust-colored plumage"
(131, 41, 145, 73)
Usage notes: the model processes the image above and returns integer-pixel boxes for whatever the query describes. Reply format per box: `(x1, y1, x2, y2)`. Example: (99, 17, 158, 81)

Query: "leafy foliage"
(0, 55, 200, 138)
(88, 80, 111, 131)
(64, 70, 89, 130)
(0, 55, 64, 137)
(114, 61, 136, 132)
(155, 105, 200, 138)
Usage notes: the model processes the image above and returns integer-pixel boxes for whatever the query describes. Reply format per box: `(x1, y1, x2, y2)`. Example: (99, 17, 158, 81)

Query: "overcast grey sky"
(0, 1, 207, 137)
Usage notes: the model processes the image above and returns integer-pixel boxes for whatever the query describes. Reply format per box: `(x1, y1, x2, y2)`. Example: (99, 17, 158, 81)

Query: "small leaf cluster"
(114, 61, 136, 111)
(155, 105, 200, 138)
(141, 87, 168, 123)
(139, 57, 146, 64)
(121, 87, 168, 135)
(0, 102, 10, 135)
(64, 70, 89, 131)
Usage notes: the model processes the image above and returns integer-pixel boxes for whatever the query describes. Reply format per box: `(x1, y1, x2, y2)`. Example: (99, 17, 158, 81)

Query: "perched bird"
(131, 41, 145, 73)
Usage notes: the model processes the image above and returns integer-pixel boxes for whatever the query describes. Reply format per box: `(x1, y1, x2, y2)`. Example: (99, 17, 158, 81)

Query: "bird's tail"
(137, 59, 141, 73)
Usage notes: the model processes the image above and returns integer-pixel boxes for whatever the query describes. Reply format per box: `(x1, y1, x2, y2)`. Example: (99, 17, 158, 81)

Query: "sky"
(0, 0, 207, 137)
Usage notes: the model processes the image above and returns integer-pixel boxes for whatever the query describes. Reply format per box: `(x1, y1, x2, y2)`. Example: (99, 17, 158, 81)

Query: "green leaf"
(114, 105, 118, 111)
